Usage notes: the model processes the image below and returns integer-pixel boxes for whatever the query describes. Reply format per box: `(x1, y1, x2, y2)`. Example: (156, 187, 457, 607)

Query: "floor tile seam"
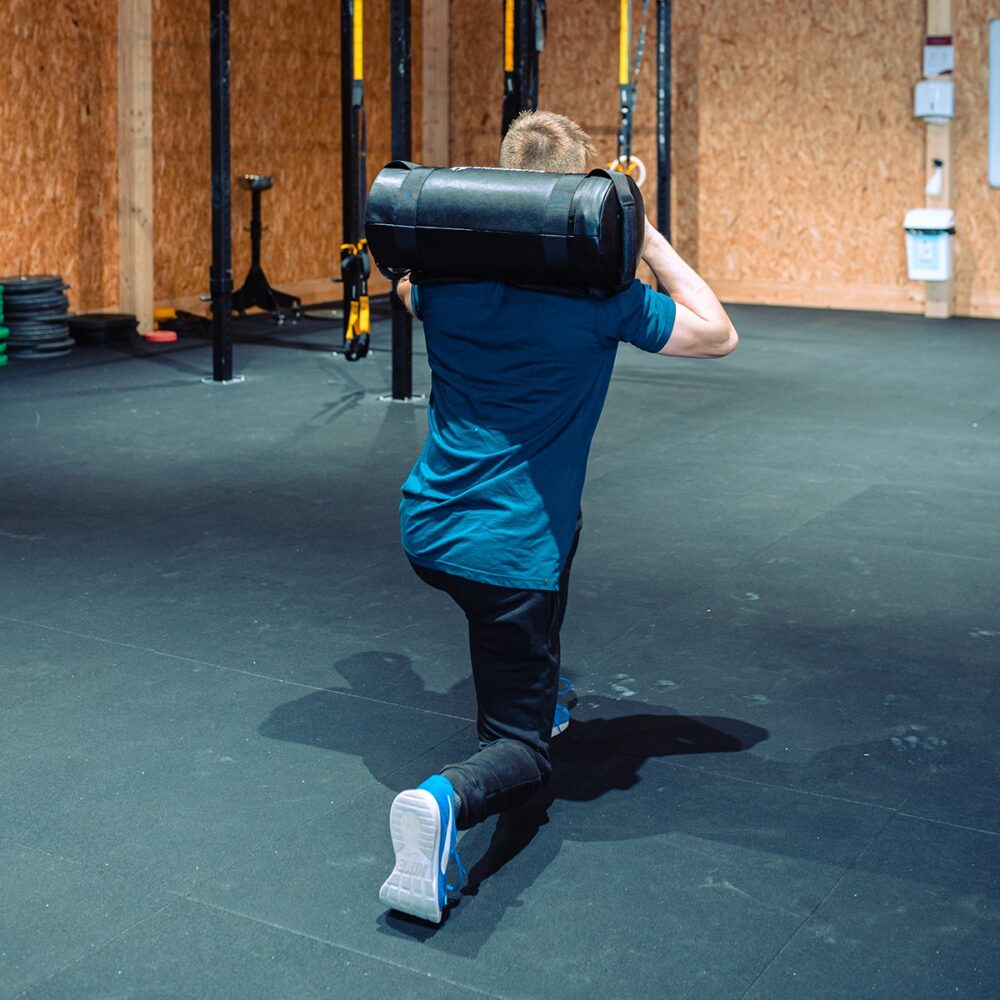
(0, 613, 477, 726)
(721, 479, 1000, 569)
(180, 723, 475, 894)
(176, 775, 390, 895)
(9, 840, 90, 869)
(566, 612, 661, 662)
(576, 479, 883, 627)
(890, 687, 1000, 837)
(165, 894, 507, 999)
(10, 896, 182, 1000)
(893, 811, 999, 839)
(649, 755, 901, 813)
(786, 530, 999, 565)
(869, 477, 1000, 501)
(737, 806, 898, 1000)
(373, 722, 478, 788)
(8, 775, 381, 891)
(1, 492, 232, 524)
(249, 676, 476, 726)
(733, 479, 884, 561)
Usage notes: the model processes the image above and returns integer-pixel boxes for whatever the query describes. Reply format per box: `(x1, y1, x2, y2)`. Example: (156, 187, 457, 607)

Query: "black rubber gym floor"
(2, 303, 998, 999)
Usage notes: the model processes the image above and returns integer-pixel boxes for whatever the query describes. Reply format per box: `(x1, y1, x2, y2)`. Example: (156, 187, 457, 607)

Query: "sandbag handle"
(587, 167, 644, 286)
(370, 160, 432, 281)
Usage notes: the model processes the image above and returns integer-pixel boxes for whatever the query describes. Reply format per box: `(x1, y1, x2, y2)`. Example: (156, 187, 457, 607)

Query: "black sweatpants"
(410, 522, 580, 830)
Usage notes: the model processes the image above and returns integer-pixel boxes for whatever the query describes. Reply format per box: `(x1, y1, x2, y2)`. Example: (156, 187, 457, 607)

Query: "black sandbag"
(365, 162, 644, 294)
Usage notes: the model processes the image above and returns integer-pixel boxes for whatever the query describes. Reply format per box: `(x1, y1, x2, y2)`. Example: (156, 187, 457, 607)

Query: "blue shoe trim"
(417, 775, 465, 903)
(552, 676, 574, 737)
(551, 703, 571, 737)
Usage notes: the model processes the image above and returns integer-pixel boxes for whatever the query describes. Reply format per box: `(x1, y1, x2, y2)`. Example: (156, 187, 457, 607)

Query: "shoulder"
(611, 279, 677, 353)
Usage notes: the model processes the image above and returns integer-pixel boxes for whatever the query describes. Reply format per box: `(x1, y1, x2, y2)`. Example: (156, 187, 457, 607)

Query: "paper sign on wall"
(924, 35, 954, 77)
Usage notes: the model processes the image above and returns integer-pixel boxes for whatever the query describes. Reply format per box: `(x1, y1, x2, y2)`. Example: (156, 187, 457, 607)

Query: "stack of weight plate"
(0, 274, 74, 360)
(69, 312, 138, 346)
(0, 285, 7, 367)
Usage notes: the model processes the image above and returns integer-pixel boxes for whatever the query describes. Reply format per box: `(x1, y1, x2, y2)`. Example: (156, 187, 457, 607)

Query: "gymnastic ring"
(608, 154, 647, 188)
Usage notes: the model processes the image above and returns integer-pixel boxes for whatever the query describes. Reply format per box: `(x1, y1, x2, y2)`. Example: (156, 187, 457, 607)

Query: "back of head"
(499, 110, 597, 173)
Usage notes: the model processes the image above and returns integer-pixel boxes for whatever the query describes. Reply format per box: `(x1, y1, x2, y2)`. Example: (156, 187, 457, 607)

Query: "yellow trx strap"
(353, 0, 364, 83)
(611, 0, 648, 186)
(504, 0, 515, 73)
(619, 0, 630, 87)
(341, 0, 369, 361)
(340, 239, 370, 361)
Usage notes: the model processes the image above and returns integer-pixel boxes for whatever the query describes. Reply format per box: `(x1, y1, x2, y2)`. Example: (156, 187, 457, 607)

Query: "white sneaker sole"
(378, 789, 443, 923)
(552, 715, 570, 738)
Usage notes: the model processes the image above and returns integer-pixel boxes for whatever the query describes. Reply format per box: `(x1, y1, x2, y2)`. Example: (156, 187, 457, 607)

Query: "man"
(379, 110, 738, 924)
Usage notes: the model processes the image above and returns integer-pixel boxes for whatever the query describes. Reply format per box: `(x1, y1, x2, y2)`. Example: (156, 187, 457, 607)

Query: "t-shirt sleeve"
(614, 279, 676, 354)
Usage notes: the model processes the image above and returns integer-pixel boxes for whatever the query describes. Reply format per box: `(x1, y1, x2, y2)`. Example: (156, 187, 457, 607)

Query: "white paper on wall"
(923, 43, 955, 78)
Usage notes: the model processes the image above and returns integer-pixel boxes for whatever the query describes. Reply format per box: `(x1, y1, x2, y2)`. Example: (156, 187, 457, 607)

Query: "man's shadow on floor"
(259, 650, 769, 956)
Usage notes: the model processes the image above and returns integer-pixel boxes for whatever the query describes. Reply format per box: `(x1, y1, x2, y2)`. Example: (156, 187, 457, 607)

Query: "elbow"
(707, 323, 739, 358)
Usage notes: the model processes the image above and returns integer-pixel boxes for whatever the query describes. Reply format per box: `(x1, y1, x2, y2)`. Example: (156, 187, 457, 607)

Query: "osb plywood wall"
(2, 1, 996, 317)
(953, 2, 1000, 317)
(1, 0, 119, 312)
(1, 0, 417, 312)
(451, 0, 1000, 317)
(685, 0, 927, 312)
(450, 1, 659, 200)
(153, 0, 421, 306)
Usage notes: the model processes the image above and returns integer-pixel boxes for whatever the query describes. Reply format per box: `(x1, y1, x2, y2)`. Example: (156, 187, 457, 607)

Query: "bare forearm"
(643, 226, 730, 331)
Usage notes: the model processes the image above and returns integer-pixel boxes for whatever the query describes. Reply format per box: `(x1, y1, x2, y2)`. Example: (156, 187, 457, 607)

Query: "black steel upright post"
(502, 0, 518, 135)
(515, 0, 532, 114)
(656, 0, 671, 245)
(249, 188, 262, 268)
(525, 0, 544, 111)
(390, 0, 413, 399)
(502, 0, 543, 138)
(209, 0, 234, 381)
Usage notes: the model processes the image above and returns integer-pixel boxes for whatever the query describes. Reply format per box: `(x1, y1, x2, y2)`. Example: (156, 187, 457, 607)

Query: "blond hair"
(499, 110, 597, 173)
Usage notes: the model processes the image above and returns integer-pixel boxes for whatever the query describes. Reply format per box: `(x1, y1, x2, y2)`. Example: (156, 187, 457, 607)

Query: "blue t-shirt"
(401, 278, 676, 590)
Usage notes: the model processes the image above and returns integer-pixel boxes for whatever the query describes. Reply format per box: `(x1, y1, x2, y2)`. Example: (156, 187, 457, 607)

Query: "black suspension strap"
(340, 0, 370, 361)
(501, 0, 546, 137)
(340, 238, 370, 361)
(614, 0, 650, 185)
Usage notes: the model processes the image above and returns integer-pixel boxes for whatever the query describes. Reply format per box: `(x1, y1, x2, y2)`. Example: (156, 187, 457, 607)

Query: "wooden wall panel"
(449, 0, 1000, 318)
(0, 0, 119, 312)
(150, 0, 208, 304)
(689, 0, 926, 310)
(2, 1, 995, 317)
(449, 0, 502, 166)
(152, 0, 415, 307)
(952, 0, 1000, 318)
